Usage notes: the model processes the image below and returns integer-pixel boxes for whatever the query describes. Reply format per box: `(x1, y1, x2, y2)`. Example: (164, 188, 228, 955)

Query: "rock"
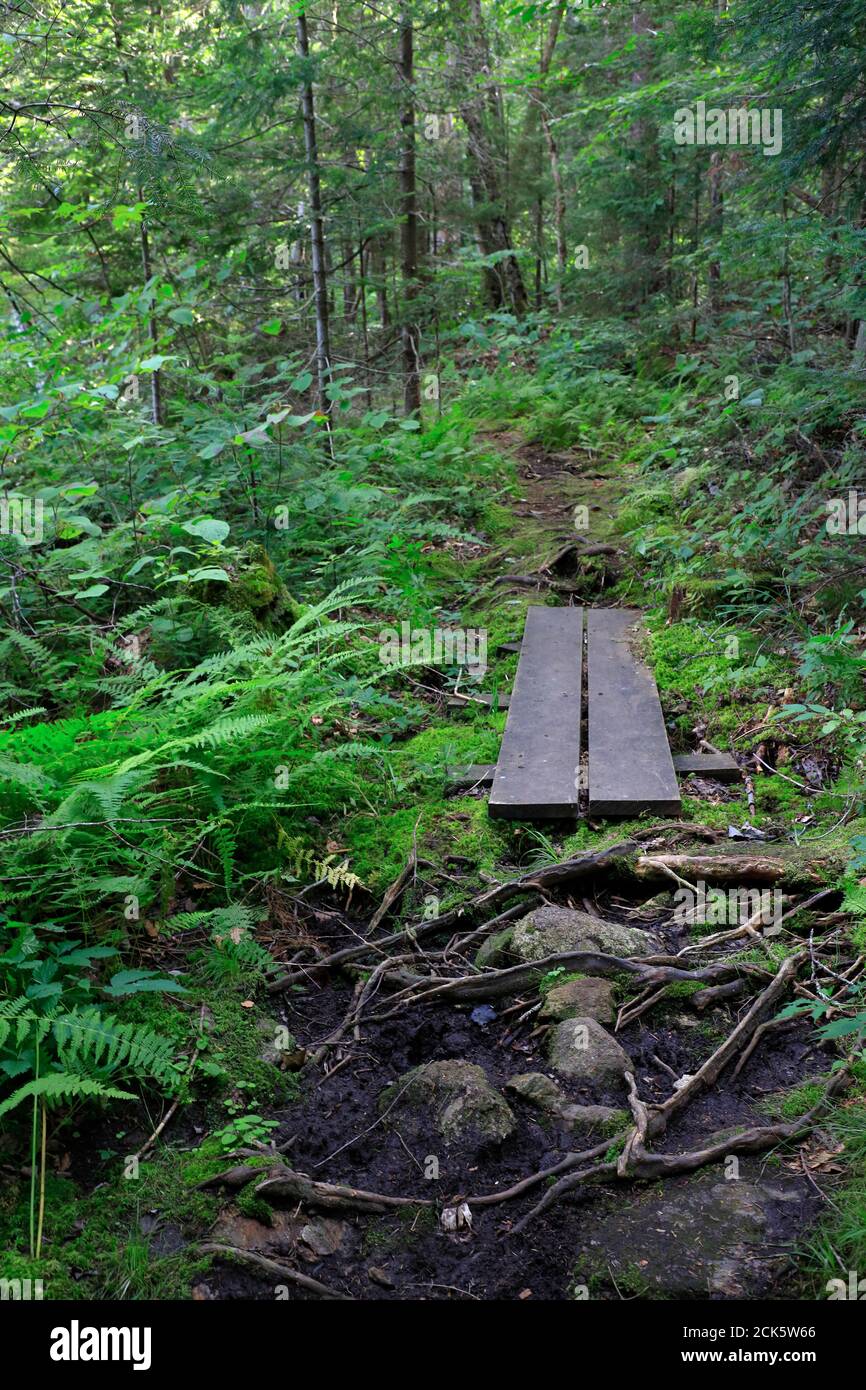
(560, 1103, 629, 1136)
(575, 1174, 815, 1298)
(299, 1218, 347, 1258)
(210, 1209, 296, 1252)
(540, 977, 615, 1023)
(549, 1017, 633, 1084)
(510, 906, 653, 965)
(506, 1072, 565, 1112)
(506, 1074, 628, 1136)
(382, 1061, 515, 1144)
(475, 925, 519, 969)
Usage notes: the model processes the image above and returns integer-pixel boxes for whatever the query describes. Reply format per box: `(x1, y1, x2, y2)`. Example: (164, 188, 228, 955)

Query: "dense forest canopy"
(0, 0, 865, 1315)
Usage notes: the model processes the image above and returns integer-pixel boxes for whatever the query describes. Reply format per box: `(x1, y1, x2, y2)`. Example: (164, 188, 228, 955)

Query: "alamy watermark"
(0, 495, 44, 543)
(379, 622, 487, 677)
(673, 101, 782, 157)
(825, 489, 866, 535)
(673, 880, 783, 931)
(826, 1270, 866, 1300)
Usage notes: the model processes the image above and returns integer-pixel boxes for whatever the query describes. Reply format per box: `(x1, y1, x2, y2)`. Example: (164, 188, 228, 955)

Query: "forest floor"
(8, 407, 860, 1303)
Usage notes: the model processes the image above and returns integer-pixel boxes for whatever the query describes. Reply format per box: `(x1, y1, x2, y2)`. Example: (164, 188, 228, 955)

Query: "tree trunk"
(630, 3, 664, 301)
(707, 151, 723, 314)
(450, 0, 528, 314)
(296, 8, 332, 415)
(399, 7, 421, 416)
(139, 204, 162, 428)
(533, 3, 566, 310)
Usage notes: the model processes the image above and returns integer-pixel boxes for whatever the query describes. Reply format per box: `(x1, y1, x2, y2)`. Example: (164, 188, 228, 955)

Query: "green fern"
(0, 1000, 179, 1118)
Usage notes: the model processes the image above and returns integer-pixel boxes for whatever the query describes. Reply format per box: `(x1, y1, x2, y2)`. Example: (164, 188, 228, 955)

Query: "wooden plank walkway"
(672, 752, 739, 781)
(488, 606, 583, 819)
(586, 608, 681, 817)
(451, 753, 738, 791)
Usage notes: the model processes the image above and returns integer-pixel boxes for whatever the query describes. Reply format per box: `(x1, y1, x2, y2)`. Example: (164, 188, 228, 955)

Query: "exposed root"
(198, 1244, 353, 1300)
(267, 842, 638, 994)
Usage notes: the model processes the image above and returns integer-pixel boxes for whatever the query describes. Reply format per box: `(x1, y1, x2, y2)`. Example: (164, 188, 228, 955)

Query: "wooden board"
(672, 752, 740, 782)
(587, 609, 681, 817)
(447, 692, 510, 711)
(489, 606, 583, 819)
(447, 764, 496, 788)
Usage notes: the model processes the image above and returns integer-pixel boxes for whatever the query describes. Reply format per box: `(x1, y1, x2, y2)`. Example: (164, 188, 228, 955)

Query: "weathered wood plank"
(489, 606, 583, 819)
(447, 692, 510, 711)
(587, 608, 681, 817)
(672, 752, 740, 781)
(447, 764, 496, 787)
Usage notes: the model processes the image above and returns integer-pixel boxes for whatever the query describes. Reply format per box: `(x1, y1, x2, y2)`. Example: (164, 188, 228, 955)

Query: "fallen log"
(636, 852, 788, 885)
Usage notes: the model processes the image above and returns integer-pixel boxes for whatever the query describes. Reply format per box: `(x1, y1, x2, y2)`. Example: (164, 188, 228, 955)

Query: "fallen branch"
(636, 852, 789, 885)
(267, 842, 637, 994)
(364, 829, 419, 936)
(198, 1243, 353, 1300)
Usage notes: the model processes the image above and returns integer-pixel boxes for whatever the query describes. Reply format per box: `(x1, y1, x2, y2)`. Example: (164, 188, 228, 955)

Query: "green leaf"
(187, 567, 230, 583)
(103, 969, 187, 997)
(168, 307, 194, 325)
(182, 518, 230, 544)
(261, 318, 283, 335)
(73, 583, 110, 599)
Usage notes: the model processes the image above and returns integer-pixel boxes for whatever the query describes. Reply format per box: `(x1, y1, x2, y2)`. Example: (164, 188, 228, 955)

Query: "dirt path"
(199, 433, 845, 1302)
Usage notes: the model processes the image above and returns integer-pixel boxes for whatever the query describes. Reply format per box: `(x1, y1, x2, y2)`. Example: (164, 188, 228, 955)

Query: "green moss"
(762, 1080, 827, 1120)
(0, 1147, 221, 1300)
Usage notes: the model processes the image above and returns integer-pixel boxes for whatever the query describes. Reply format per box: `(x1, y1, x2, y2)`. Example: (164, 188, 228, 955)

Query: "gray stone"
(548, 1017, 633, 1084)
(505, 1072, 565, 1112)
(576, 1175, 813, 1298)
(559, 1104, 629, 1136)
(511, 906, 653, 965)
(540, 976, 615, 1023)
(299, 1217, 347, 1257)
(475, 925, 519, 969)
(382, 1060, 515, 1144)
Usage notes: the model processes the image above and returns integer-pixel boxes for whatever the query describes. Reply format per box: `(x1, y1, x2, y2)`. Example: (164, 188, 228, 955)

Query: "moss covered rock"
(381, 1061, 515, 1145)
(510, 905, 653, 964)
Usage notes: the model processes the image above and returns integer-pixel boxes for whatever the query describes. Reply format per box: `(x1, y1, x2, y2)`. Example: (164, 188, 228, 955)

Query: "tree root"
(202, 1161, 433, 1214)
(198, 1243, 353, 1300)
(509, 1064, 851, 1235)
(266, 842, 637, 994)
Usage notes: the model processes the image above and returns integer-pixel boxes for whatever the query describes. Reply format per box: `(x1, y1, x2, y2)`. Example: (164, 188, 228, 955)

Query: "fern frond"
(0, 1073, 134, 1118)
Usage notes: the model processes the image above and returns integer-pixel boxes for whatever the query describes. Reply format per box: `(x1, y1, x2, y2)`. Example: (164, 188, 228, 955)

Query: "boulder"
(381, 1060, 515, 1144)
(510, 906, 653, 965)
(506, 1073, 628, 1136)
(540, 976, 615, 1023)
(575, 1174, 814, 1298)
(475, 924, 519, 969)
(560, 1104, 629, 1137)
(549, 1017, 633, 1085)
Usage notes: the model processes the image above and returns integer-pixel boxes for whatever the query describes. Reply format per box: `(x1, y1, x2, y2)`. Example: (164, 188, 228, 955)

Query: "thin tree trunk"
(296, 8, 332, 415)
(139, 204, 162, 427)
(450, 0, 528, 314)
(399, 7, 421, 416)
(707, 151, 723, 314)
